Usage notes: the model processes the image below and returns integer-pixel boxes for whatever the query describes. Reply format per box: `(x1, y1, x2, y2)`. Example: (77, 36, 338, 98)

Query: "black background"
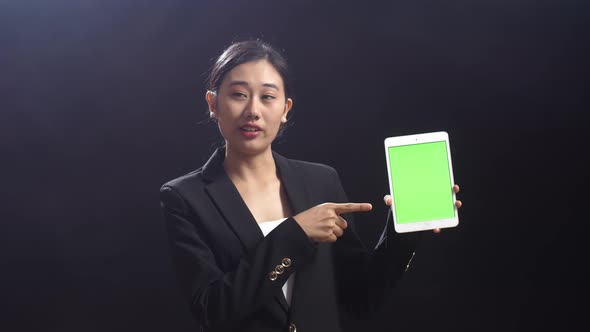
(1, 0, 588, 331)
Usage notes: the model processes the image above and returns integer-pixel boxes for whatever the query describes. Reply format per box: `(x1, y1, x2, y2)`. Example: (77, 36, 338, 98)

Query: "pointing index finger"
(332, 203, 373, 214)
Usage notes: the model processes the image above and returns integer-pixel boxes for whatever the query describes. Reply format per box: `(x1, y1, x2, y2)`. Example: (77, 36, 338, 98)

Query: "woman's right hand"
(293, 202, 372, 243)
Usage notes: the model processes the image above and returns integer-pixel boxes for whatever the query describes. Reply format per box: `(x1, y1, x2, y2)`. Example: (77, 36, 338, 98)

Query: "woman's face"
(207, 59, 293, 156)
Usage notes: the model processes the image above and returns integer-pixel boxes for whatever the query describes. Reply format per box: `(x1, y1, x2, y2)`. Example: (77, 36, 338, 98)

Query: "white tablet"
(384, 131, 459, 233)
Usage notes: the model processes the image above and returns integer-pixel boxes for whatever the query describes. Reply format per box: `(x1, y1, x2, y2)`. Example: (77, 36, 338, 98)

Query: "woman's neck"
(223, 145, 277, 184)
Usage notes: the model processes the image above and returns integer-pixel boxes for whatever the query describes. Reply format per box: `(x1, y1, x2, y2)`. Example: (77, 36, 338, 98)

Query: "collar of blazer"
(201, 147, 313, 254)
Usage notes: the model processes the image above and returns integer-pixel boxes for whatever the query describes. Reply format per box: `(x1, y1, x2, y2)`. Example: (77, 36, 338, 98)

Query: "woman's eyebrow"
(228, 80, 248, 87)
(228, 81, 280, 91)
(262, 83, 279, 90)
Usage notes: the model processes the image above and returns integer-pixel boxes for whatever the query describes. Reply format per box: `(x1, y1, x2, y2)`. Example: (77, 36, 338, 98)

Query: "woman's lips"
(240, 125, 261, 138)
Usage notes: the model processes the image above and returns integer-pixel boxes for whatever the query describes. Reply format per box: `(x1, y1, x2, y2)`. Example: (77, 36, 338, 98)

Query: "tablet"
(384, 131, 458, 233)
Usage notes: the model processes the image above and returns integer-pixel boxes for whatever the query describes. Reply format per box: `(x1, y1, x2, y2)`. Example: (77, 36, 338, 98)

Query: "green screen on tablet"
(387, 141, 455, 224)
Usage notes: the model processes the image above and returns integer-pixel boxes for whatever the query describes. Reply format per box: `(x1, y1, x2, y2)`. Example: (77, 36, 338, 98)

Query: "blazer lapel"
(202, 148, 263, 253)
(273, 151, 312, 215)
(202, 148, 311, 313)
(273, 151, 317, 312)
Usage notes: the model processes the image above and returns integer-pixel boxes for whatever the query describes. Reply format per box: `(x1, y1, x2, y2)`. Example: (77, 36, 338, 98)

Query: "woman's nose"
(245, 97, 261, 120)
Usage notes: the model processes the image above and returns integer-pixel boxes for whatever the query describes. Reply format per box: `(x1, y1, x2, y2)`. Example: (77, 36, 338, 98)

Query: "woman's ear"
(282, 98, 293, 123)
(206, 90, 217, 118)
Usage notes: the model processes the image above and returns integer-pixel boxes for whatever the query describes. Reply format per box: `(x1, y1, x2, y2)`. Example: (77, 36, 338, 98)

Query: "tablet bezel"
(384, 131, 459, 233)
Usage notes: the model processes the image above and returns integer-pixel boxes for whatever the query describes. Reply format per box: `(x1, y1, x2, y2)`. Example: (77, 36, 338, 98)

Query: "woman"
(159, 39, 462, 332)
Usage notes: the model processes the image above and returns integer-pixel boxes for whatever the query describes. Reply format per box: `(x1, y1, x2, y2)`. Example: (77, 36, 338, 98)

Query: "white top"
(257, 217, 295, 306)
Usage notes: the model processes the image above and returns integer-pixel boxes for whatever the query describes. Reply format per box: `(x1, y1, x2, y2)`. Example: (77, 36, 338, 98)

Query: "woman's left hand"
(383, 184, 462, 234)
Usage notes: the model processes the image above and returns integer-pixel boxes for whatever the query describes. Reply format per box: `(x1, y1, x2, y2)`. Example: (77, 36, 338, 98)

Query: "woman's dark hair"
(207, 39, 292, 98)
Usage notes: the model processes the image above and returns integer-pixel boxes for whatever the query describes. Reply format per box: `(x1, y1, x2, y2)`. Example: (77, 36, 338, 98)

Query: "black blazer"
(159, 148, 421, 332)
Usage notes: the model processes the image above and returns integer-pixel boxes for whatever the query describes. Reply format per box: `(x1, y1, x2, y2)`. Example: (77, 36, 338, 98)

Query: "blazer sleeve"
(328, 168, 423, 318)
(160, 185, 317, 330)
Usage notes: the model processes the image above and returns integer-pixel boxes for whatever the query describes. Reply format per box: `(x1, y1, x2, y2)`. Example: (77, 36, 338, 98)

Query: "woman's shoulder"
(290, 158, 337, 174)
(161, 147, 224, 192)
(159, 167, 207, 212)
(160, 167, 205, 193)
(276, 152, 341, 180)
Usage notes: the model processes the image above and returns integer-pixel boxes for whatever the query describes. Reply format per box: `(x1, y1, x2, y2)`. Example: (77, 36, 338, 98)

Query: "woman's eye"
(262, 95, 275, 100)
(232, 92, 247, 98)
